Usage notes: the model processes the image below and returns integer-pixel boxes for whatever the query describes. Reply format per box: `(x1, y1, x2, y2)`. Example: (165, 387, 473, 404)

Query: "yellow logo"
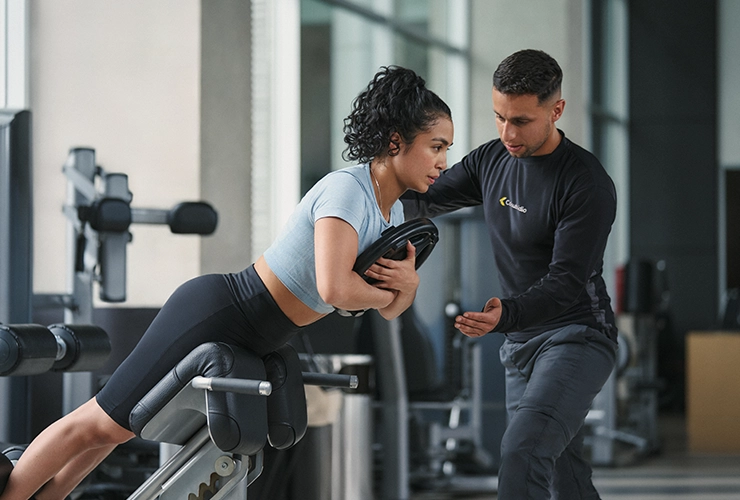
(500, 196, 528, 213)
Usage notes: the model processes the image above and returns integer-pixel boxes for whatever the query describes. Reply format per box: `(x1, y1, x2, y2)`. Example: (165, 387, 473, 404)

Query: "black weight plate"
(352, 218, 439, 283)
(336, 218, 438, 317)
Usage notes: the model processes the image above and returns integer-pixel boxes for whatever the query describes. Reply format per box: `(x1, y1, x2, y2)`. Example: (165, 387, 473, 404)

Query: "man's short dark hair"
(493, 49, 563, 104)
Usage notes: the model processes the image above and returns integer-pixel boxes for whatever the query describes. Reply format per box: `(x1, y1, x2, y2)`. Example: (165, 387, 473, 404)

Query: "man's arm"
(455, 180, 616, 337)
(495, 182, 616, 332)
(401, 150, 484, 219)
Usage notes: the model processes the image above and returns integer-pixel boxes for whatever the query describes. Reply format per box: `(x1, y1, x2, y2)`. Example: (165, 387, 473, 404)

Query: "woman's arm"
(364, 240, 419, 320)
(315, 217, 395, 312)
(315, 218, 419, 319)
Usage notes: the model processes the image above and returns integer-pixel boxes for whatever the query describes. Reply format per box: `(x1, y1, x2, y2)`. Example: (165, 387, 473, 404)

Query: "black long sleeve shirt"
(402, 132, 618, 342)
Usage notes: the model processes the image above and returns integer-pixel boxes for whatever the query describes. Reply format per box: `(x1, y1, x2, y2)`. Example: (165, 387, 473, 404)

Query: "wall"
(200, 1, 253, 275)
(469, 0, 588, 150)
(29, 0, 202, 307)
(719, 0, 740, 168)
(628, 0, 718, 406)
(719, 0, 740, 295)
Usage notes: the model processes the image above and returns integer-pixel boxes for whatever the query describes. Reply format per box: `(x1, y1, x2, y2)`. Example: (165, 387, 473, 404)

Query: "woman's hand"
(364, 240, 419, 296)
(454, 297, 502, 338)
(365, 241, 420, 320)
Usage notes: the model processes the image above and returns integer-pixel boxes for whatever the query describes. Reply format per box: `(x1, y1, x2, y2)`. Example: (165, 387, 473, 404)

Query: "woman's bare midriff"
(254, 255, 327, 327)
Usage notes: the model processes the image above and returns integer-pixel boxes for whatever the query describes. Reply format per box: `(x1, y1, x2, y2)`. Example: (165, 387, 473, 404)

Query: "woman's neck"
(370, 159, 402, 222)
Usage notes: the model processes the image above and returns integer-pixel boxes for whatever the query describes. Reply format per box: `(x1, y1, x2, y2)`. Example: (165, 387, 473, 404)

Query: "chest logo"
(499, 196, 527, 213)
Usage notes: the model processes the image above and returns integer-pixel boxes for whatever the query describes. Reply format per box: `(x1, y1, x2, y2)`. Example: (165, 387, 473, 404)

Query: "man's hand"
(454, 297, 502, 338)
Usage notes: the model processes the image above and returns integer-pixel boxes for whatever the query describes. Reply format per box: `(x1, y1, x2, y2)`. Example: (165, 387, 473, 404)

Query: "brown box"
(686, 332, 740, 453)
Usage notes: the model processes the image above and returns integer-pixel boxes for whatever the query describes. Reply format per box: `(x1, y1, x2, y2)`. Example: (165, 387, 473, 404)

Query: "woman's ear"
(388, 131, 402, 156)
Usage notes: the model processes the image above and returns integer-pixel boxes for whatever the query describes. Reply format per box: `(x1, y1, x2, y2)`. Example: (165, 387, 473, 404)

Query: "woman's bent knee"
(69, 399, 135, 448)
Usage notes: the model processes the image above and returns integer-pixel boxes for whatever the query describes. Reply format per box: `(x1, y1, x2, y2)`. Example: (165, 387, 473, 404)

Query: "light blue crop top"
(263, 164, 405, 314)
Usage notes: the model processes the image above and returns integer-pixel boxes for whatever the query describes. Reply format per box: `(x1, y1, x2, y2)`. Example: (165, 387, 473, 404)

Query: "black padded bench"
(125, 342, 354, 500)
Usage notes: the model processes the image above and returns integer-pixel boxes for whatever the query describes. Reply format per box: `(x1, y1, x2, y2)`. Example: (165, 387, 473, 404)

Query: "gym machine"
(0, 323, 110, 377)
(0, 342, 358, 500)
(0, 322, 112, 477)
(1, 132, 218, 444)
(0, 110, 33, 444)
(584, 260, 664, 465)
(33, 147, 218, 414)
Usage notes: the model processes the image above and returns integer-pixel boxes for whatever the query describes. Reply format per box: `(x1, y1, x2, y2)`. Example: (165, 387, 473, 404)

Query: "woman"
(0, 65, 453, 500)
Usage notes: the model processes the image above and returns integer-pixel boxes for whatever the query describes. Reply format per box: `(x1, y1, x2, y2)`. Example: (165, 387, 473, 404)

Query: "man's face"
(492, 89, 564, 158)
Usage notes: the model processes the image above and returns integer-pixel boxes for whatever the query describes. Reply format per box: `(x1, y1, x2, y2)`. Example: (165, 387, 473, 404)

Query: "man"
(402, 49, 618, 499)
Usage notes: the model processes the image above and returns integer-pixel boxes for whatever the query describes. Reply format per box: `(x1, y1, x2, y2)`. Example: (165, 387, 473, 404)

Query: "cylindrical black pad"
(48, 324, 111, 372)
(0, 451, 13, 493)
(263, 344, 308, 450)
(168, 202, 218, 235)
(0, 324, 56, 376)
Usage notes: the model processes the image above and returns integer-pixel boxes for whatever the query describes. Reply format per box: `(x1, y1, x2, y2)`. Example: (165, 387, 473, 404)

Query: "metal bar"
(370, 311, 409, 500)
(302, 372, 358, 389)
(32, 293, 77, 310)
(127, 427, 211, 500)
(130, 208, 169, 225)
(62, 159, 97, 203)
(191, 376, 272, 396)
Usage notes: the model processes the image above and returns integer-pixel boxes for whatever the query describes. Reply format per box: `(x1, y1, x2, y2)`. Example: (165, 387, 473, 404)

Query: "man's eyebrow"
(494, 111, 531, 121)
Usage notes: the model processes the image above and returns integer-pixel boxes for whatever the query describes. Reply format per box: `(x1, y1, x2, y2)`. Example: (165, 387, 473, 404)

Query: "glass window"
(590, 0, 628, 299)
(0, 0, 29, 109)
(300, 0, 469, 195)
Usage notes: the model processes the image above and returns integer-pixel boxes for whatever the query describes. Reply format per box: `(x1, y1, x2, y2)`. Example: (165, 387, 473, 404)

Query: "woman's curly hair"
(342, 66, 451, 164)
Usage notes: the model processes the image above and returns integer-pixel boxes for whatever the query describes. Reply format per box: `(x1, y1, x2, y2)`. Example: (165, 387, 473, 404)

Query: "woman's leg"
(35, 444, 119, 500)
(0, 398, 134, 500)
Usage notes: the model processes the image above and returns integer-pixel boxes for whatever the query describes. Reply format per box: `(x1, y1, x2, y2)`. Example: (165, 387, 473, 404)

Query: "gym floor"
(410, 414, 740, 500)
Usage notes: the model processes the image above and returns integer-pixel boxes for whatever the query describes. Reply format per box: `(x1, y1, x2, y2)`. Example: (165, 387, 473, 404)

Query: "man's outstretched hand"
(454, 297, 502, 338)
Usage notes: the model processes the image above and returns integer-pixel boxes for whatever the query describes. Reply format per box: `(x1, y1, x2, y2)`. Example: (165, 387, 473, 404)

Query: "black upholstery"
(129, 342, 268, 456)
(399, 307, 462, 402)
(263, 344, 308, 450)
(0, 324, 57, 376)
(0, 451, 12, 494)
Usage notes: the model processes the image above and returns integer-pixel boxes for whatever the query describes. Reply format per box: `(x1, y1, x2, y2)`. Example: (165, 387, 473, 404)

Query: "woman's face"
(393, 116, 454, 193)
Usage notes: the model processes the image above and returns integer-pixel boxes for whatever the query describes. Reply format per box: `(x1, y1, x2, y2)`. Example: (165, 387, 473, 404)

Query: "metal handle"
(302, 372, 359, 389)
(191, 376, 272, 396)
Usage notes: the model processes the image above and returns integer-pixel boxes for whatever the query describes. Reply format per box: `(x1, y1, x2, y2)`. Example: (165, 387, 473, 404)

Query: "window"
(300, 0, 470, 194)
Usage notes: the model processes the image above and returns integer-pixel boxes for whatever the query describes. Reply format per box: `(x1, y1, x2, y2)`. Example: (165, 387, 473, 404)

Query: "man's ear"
(552, 98, 565, 123)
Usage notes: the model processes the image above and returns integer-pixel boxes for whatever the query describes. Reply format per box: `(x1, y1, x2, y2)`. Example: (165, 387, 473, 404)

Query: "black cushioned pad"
(129, 342, 268, 456)
(0, 451, 12, 494)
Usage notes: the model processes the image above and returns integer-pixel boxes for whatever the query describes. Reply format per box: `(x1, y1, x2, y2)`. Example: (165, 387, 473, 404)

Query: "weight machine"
(33, 147, 218, 414)
(1, 342, 358, 500)
(1, 136, 218, 445)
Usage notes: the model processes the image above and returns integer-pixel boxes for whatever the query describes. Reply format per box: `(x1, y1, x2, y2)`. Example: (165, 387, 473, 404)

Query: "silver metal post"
(370, 311, 409, 500)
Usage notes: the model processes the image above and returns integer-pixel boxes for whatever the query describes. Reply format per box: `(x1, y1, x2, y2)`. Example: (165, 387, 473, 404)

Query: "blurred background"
(1, 0, 739, 498)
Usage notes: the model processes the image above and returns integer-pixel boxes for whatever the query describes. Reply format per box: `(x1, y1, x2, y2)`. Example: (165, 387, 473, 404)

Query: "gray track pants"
(497, 324, 617, 499)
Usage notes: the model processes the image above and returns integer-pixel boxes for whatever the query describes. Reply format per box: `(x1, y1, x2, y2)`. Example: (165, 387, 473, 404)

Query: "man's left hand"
(454, 297, 502, 338)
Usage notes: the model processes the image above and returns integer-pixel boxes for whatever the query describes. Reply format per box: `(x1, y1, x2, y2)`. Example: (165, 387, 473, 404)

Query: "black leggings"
(96, 265, 302, 430)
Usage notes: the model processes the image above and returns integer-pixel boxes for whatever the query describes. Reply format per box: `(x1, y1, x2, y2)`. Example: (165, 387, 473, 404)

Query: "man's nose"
(501, 122, 516, 142)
